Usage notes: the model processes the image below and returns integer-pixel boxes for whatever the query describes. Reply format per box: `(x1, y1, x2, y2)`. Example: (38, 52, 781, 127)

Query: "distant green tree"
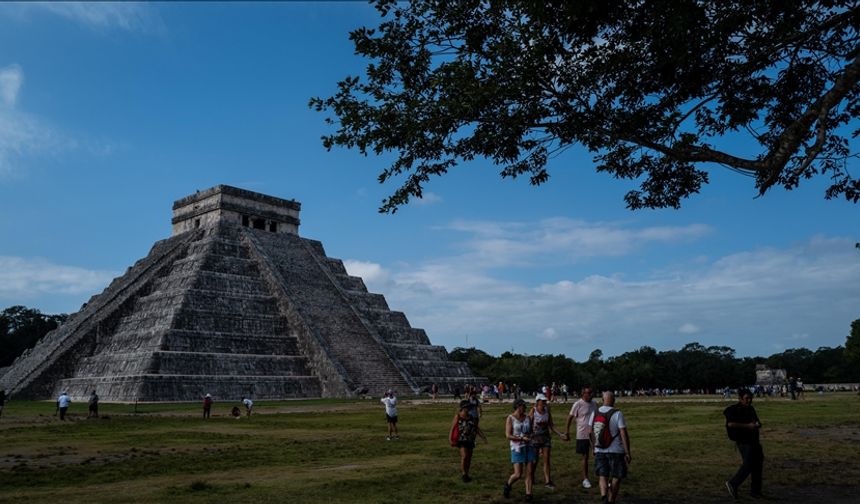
(313, 0, 860, 213)
(845, 319, 860, 364)
(0, 306, 68, 367)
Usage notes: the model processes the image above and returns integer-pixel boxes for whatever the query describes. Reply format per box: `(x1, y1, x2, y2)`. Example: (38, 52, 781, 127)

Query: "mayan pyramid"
(0, 185, 478, 401)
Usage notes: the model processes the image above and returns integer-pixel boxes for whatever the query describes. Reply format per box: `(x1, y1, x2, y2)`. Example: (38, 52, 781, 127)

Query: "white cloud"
(0, 256, 117, 300)
(0, 64, 22, 107)
(0, 66, 61, 177)
(351, 218, 860, 358)
(678, 323, 700, 334)
(0, 64, 115, 178)
(442, 218, 711, 267)
(411, 192, 442, 206)
(540, 327, 559, 340)
(26, 2, 165, 34)
(343, 260, 391, 288)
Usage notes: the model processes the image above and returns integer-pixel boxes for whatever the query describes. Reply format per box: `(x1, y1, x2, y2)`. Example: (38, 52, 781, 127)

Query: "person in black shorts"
(566, 386, 597, 489)
(450, 400, 486, 482)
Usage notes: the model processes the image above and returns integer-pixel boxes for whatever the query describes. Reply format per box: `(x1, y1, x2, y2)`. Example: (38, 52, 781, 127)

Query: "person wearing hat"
(503, 398, 536, 501)
(381, 389, 399, 440)
(202, 393, 213, 419)
(530, 393, 567, 489)
(56, 391, 71, 420)
(450, 399, 487, 482)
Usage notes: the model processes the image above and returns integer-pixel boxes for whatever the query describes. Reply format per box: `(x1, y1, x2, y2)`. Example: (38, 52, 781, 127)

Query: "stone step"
(384, 343, 449, 361)
(359, 309, 410, 328)
(75, 351, 312, 377)
(346, 292, 390, 311)
(171, 309, 289, 334)
(373, 326, 432, 345)
(336, 275, 368, 292)
(160, 330, 301, 355)
(399, 359, 474, 378)
(56, 374, 322, 401)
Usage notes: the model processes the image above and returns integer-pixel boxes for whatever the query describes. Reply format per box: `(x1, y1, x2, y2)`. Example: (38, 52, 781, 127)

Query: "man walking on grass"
(591, 391, 631, 504)
(724, 389, 764, 499)
(566, 386, 597, 489)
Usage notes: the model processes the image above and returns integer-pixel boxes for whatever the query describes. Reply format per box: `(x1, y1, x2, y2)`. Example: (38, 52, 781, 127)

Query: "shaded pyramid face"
(1, 186, 477, 401)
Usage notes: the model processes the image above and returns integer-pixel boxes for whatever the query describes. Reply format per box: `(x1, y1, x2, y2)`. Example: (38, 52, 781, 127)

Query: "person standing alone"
(724, 389, 765, 499)
(87, 390, 99, 418)
(381, 389, 399, 440)
(57, 391, 71, 420)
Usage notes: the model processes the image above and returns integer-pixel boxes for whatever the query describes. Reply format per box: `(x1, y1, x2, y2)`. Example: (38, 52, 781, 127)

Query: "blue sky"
(1, 2, 858, 361)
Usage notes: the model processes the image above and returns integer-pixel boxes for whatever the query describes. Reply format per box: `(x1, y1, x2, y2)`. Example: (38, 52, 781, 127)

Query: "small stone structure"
(755, 364, 787, 386)
(0, 185, 478, 401)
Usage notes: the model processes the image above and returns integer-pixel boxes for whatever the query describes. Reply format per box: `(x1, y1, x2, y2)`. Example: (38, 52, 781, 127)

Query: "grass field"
(1, 393, 858, 503)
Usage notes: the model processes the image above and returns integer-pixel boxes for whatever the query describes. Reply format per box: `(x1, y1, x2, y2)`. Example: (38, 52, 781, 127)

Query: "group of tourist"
(201, 394, 254, 419)
(441, 385, 764, 503)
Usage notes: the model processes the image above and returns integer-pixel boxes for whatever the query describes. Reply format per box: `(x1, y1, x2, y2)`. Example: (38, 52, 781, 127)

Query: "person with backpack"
(590, 391, 631, 504)
(450, 399, 486, 482)
(723, 388, 764, 499)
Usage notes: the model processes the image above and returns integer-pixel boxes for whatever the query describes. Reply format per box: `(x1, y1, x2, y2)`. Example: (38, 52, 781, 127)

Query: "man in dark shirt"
(723, 389, 764, 499)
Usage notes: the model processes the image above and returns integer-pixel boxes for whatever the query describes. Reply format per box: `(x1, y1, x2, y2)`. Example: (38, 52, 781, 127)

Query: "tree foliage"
(312, 0, 860, 213)
(845, 318, 860, 364)
(451, 336, 859, 391)
(0, 306, 67, 368)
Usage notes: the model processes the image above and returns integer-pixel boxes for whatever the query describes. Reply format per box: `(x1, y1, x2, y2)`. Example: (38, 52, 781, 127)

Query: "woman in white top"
(504, 398, 536, 501)
(529, 394, 567, 489)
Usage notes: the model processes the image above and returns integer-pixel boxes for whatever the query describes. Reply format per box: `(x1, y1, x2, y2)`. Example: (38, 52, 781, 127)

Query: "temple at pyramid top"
(172, 185, 301, 236)
(1, 185, 480, 401)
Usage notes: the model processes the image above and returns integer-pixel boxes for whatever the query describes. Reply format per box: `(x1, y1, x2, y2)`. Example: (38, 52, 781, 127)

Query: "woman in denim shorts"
(503, 399, 537, 501)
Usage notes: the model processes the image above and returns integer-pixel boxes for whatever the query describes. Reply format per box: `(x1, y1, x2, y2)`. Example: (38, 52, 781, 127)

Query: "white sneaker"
(582, 479, 592, 489)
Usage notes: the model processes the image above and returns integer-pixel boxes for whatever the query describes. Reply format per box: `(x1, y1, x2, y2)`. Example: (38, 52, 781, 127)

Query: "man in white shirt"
(590, 391, 631, 504)
(566, 386, 597, 489)
(57, 391, 71, 420)
(381, 389, 399, 440)
(242, 397, 253, 417)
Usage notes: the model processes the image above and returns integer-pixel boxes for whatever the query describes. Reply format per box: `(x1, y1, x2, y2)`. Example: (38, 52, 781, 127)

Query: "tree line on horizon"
(450, 320, 860, 393)
(2, 306, 858, 394)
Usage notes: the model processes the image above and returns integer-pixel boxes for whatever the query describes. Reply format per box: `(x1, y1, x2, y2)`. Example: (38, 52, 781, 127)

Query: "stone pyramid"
(1, 185, 477, 401)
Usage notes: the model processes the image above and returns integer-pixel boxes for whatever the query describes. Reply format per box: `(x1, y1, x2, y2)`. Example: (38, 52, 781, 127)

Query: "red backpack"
(591, 408, 618, 449)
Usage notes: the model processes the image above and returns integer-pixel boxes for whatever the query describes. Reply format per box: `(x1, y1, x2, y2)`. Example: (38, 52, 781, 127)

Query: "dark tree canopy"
(0, 306, 67, 367)
(311, 0, 860, 213)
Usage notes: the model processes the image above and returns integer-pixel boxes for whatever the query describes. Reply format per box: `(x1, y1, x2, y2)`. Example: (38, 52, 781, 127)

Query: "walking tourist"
(450, 399, 486, 482)
(591, 391, 631, 504)
(529, 393, 567, 489)
(566, 386, 597, 489)
(467, 388, 482, 425)
(431, 382, 439, 399)
(381, 389, 399, 440)
(242, 397, 253, 417)
(503, 398, 536, 501)
(57, 391, 71, 420)
(724, 388, 765, 499)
